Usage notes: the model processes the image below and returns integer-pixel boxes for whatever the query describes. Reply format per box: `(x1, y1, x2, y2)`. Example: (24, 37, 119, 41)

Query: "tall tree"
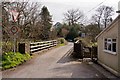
(40, 6, 52, 40)
(91, 5, 114, 29)
(65, 26, 79, 41)
(2, 2, 42, 40)
(102, 6, 114, 28)
(64, 9, 84, 26)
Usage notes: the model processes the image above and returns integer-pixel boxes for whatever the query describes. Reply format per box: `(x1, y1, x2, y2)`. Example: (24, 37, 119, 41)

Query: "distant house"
(96, 15, 120, 77)
(54, 22, 62, 28)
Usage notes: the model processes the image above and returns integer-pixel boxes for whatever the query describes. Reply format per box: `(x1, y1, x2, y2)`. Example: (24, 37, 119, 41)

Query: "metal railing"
(30, 40, 58, 53)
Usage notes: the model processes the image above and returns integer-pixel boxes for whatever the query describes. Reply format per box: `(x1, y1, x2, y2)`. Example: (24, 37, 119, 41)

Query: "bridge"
(2, 42, 116, 78)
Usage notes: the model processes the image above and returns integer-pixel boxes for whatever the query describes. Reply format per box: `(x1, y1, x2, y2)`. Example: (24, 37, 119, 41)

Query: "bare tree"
(91, 6, 104, 29)
(21, 2, 41, 39)
(91, 5, 114, 29)
(2, 1, 42, 40)
(64, 9, 84, 26)
(102, 6, 114, 28)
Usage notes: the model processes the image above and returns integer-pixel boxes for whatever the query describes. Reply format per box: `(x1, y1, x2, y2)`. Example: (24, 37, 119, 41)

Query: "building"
(54, 22, 62, 28)
(95, 15, 120, 77)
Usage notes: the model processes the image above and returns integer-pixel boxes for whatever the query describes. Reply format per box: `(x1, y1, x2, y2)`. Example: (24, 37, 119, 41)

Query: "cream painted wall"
(118, 16, 120, 76)
(97, 19, 119, 72)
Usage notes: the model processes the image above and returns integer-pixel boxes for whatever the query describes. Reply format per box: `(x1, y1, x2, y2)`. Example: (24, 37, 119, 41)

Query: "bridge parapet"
(18, 40, 58, 54)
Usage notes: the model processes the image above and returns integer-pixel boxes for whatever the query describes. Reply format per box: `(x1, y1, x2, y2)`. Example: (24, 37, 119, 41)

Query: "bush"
(2, 52, 31, 70)
(60, 38, 64, 44)
(2, 41, 14, 54)
(58, 38, 65, 44)
(58, 38, 68, 45)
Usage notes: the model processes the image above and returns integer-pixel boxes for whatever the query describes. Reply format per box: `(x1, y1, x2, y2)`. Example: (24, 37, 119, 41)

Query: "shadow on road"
(55, 51, 108, 78)
(57, 49, 75, 63)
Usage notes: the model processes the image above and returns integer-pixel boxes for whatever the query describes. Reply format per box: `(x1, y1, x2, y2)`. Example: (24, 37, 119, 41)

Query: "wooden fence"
(30, 40, 58, 53)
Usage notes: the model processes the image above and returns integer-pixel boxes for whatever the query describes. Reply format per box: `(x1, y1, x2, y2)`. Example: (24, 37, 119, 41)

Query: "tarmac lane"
(2, 42, 117, 79)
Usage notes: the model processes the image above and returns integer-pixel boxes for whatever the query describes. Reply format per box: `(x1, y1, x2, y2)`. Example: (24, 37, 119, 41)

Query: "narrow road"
(3, 43, 109, 78)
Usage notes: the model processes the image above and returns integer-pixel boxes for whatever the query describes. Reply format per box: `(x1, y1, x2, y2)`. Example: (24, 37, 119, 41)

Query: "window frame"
(103, 38, 117, 55)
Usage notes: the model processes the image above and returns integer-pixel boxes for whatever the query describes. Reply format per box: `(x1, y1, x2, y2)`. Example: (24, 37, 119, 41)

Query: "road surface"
(2, 43, 117, 78)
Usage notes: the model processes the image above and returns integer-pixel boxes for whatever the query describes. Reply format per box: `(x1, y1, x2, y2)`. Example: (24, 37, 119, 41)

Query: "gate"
(91, 46, 98, 61)
(73, 40, 98, 61)
(73, 40, 83, 59)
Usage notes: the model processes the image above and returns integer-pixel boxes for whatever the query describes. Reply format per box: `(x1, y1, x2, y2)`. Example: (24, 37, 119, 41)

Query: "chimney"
(116, 1, 120, 14)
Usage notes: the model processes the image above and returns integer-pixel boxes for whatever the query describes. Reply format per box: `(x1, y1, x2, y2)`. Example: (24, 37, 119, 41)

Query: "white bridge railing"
(30, 40, 58, 53)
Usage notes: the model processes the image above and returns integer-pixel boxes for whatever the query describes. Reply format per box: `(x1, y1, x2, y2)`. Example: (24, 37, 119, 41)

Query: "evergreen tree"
(65, 25, 79, 41)
(40, 6, 52, 40)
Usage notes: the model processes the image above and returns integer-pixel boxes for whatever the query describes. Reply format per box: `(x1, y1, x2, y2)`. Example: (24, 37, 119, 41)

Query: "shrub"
(2, 52, 31, 70)
(60, 38, 64, 44)
(58, 38, 65, 44)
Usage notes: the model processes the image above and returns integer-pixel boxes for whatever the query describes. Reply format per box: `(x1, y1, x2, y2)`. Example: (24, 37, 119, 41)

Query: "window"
(104, 38, 116, 53)
(107, 38, 112, 51)
(112, 39, 116, 52)
(104, 39, 107, 50)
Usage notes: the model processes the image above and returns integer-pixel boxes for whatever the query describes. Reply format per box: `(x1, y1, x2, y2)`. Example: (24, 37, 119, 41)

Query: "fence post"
(91, 46, 98, 62)
(18, 42, 30, 54)
(73, 40, 83, 59)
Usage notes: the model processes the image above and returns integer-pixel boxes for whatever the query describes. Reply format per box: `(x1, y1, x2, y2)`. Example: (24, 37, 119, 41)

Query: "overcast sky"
(33, 0, 120, 24)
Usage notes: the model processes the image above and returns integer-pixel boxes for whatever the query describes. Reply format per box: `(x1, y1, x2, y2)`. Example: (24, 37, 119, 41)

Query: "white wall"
(118, 1, 120, 10)
(118, 1, 120, 15)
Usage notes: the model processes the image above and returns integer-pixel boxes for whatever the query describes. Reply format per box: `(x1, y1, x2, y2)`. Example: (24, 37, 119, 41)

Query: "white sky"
(32, 0, 120, 24)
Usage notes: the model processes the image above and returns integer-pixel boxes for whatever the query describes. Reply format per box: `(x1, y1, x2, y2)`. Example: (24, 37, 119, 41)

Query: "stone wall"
(18, 42, 30, 54)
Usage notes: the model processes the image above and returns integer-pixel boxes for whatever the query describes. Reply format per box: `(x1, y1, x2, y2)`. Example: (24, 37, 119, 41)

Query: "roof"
(95, 15, 120, 40)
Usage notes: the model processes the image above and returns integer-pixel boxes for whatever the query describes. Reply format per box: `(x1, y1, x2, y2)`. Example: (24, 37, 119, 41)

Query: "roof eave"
(95, 15, 120, 40)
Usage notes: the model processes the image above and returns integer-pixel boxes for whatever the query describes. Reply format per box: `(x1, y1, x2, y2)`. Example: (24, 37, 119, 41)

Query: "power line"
(85, 0, 107, 14)
(81, 0, 107, 24)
